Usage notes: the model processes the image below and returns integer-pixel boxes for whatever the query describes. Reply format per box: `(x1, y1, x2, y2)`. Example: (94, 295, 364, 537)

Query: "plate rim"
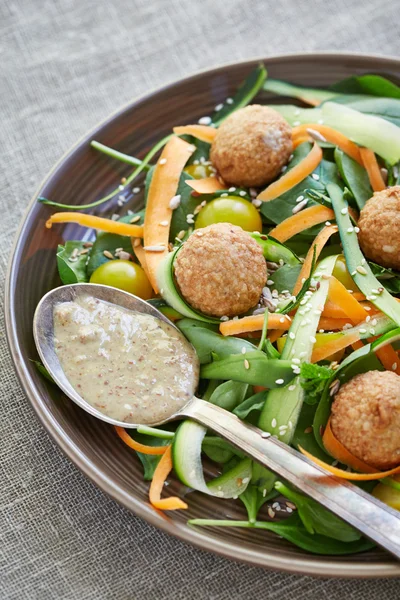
(5, 51, 400, 578)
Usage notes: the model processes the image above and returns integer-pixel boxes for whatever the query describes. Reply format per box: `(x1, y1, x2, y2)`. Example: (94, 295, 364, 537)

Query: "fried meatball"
(174, 223, 267, 317)
(358, 186, 400, 270)
(331, 371, 400, 470)
(210, 105, 293, 188)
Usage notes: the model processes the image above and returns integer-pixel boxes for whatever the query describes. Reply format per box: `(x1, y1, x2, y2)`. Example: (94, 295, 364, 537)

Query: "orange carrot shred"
(359, 147, 386, 192)
(268, 205, 335, 243)
(185, 177, 226, 194)
(292, 225, 338, 295)
(328, 277, 368, 324)
(299, 444, 400, 480)
(322, 418, 376, 473)
(149, 446, 188, 511)
(132, 242, 153, 288)
(257, 142, 323, 202)
(311, 331, 360, 363)
(173, 125, 217, 144)
(375, 345, 400, 375)
(115, 426, 167, 455)
(46, 213, 144, 237)
(219, 313, 348, 337)
(292, 133, 313, 149)
(143, 136, 195, 292)
(292, 124, 363, 165)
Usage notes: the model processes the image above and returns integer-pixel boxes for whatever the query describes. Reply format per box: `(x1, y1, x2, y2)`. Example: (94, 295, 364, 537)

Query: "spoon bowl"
(34, 282, 400, 561)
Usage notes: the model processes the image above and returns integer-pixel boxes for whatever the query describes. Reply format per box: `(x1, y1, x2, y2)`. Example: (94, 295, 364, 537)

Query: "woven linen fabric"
(1, 0, 400, 598)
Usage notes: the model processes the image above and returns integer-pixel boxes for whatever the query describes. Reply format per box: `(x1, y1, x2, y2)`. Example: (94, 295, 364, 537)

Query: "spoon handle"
(182, 397, 400, 560)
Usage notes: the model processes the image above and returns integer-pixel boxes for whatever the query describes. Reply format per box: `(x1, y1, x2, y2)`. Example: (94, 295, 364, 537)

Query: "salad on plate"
(37, 64, 400, 555)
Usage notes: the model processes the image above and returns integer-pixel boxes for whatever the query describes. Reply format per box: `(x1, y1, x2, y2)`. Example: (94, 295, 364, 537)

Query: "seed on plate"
(356, 265, 367, 275)
(159, 158, 167, 165)
(143, 245, 166, 252)
(244, 359, 250, 370)
(329, 380, 340, 396)
(268, 507, 276, 519)
(220, 315, 229, 322)
(275, 379, 284, 385)
(292, 199, 308, 214)
(130, 215, 141, 223)
(198, 116, 212, 125)
(341, 207, 348, 215)
(325, 221, 331, 227)
(103, 250, 114, 259)
(392, 363, 398, 371)
(271, 418, 277, 428)
(304, 426, 313, 434)
(169, 195, 181, 209)
(252, 199, 262, 207)
(289, 332, 296, 340)
(261, 431, 271, 439)
(241, 347, 247, 354)
(79, 248, 90, 255)
(159, 220, 169, 226)
(176, 230, 186, 240)
(288, 385, 296, 392)
(215, 103, 224, 111)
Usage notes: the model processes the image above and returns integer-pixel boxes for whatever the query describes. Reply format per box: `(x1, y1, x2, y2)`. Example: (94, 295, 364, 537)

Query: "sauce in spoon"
(53, 295, 199, 424)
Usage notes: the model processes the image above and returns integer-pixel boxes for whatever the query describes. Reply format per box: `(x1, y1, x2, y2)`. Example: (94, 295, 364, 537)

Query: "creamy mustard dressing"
(53, 295, 199, 424)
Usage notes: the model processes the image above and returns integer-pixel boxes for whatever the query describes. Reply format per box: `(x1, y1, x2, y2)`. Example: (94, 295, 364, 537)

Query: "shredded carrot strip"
(292, 133, 312, 149)
(298, 97, 321, 107)
(173, 125, 217, 144)
(268, 205, 335, 243)
(46, 213, 144, 237)
(322, 418, 376, 473)
(185, 177, 226, 194)
(311, 331, 360, 363)
(257, 142, 323, 202)
(351, 340, 365, 351)
(353, 292, 367, 301)
(359, 147, 386, 192)
(292, 225, 338, 295)
(115, 426, 167, 455)
(292, 124, 363, 165)
(132, 242, 153, 288)
(328, 277, 368, 324)
(149, 446, 188, 510)
(267, 330, 284, 343)
(220, 314, 349, 337)
(143, 136, 195, 292)
(299, 444, 400, 480)
(375, 345, 400, 375)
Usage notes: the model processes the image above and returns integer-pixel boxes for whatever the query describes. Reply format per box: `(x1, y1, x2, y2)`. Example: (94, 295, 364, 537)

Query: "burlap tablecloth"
(1, 0, 400, 597)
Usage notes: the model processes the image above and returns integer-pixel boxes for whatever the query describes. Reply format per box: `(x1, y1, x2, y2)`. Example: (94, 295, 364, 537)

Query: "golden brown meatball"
(331, 371, 400, 470)
(174, 223, 267, 317)
(358, 186, 400, 270)
(210, 105, 293, 188)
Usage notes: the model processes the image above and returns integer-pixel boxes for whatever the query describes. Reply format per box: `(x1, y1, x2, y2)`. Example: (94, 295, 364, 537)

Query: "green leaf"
(189, 514, 375, 555)
(275, 482, 361, 542)
(126, 432, 170, 480)
(334, 148, 373, 211)
(269, 263, 302, 294)
(369, 262, 400, 295)
(86, 214, 142, 277)
(292, 402, 332, 462)
(202, 437, 244, 464)
(169, 173, 199, 241)
(334, 97, 400, 127)
(177, 318, 256, 365)
(330, 74, 400, 98)
(56, 241, 90, 284)
(208, 380, 249, 411)
(212, 64, 267, 126)
(260, 143, 342, 229)
(31, 360, 55, 383)
(263, 79, 338, 104)
(233, 391, 266, 421)
(300, 364, 335, 406)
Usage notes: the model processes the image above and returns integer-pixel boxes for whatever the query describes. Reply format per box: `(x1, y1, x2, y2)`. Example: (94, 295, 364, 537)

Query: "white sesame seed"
(244, 359, 250, 370)
(215, 103, 224, 111)
(133, 186, 141, 194)
(252, 199, 262, 208)
(242, 477, 250, 485)
(159, 158, 167, 165)
(358, 328, 367, 334)
(271, 418, 277, 428)
(325, 221, 331, 226)
(226, 97, 234, 104)
(228, 187, 236, 192)
(275, 379, 284, 385)
(261, 431, 271, 439)
(286, 507, 293, 514)
(347, 227, 354, 233)
(296, 195, 305, 203)
(241, 347, 247, 354)
(169, 194, 181, 209)
(292, 199, 308, 214)
(366, 315, 371, 322)
(176, 230, 186, 240)
(369, 295, 377, 301)
(143, 245, 166, 252)
(159, 220, 169, 226)
(220, 192, 228, 197)
(312, 173, 320, 181)
(279, 317, 285, 323)
(103, 250, 114, 259)
(198, 116, 212, 125)
(371, 319, 377, 326)
(239, 191, 246, 197)
(220, 315, 229, 322)
(392, 363, 398, 371)
(288, 384, 296, 391)
(341, 207, 348, 215)
(292, 358, 300, 364)
(356, 266, 367, 275)
(310, 336, 317, 344)
(369, 328, 376, 335)
(268, 507, 275, 519)
(289, 332, 296, 340)
(354, 227, 360, 233)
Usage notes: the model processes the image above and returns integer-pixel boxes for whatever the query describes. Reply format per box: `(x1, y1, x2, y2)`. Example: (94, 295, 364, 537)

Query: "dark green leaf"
(31, 360, 55, 383)
(275, 482, 361, 542)
(126, 431, 170, 480)
(334, 148, 373, 211)
(56, 241, 90, 284)
(261, 143, 342, 230)
(209, 380, 249, 411)
(212, 64, 267, 126)
(330, 74, 400, 98)
(269, 263, 302, 294)
(200, 353, 294, 388)
(369, 262, 400, 295)
(86, 214, 142, 277)
(177, 318, 255, 365)
(239, 484, 273, 521)
(169, 173, 199, 241)
(292, 402, 332, 462)
(233, 391, 266, 420)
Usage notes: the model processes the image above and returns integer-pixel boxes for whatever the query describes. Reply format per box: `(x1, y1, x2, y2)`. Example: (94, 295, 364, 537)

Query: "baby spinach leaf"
(275, 482, 361, 542)
(292, 402, 332, 462)
(233, 391, 266, 421)
(86, 214, 142, 277)
(186, 139, 211, 164)
(202, 437, 244, 463)
(369, 262, 400, 295)
(268, 263, 302, 294)
(126, 432, 170, 480)
(239, 483, 274, 521)
(169, 173, 199, 241)
(189, 514, 375, 555)
(334, 148, 373, 210)
(209, 380, 249, 411)
(261, 143, 342, 230)
(330, 74, 400, 98)
(56, 241, 90, 284)
(212, 64, 267, 126)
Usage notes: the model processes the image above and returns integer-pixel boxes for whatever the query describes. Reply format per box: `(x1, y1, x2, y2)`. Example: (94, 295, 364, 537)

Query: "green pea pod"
(250, 232, 300, 266)
(177, 318, 256, 364)
(200, 352, 294, 388)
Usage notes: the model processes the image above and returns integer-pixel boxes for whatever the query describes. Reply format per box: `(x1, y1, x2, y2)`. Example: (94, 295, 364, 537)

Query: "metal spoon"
(34, 283, 400, 560)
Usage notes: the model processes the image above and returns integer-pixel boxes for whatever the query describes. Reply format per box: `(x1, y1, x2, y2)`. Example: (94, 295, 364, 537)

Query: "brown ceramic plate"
(6, 53, 400, 578)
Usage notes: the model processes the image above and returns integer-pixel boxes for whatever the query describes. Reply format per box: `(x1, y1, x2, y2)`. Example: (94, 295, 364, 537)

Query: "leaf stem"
(90, 140, 150, 169)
